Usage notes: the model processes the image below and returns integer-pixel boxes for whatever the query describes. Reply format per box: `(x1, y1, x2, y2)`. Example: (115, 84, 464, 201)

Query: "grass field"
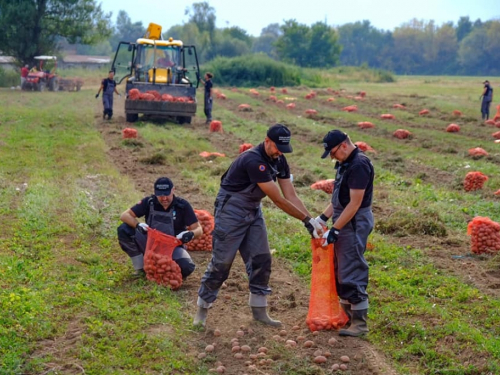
(1, 73, 500, 375)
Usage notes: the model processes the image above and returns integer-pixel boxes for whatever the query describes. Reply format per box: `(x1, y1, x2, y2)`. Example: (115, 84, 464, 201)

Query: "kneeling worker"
(117, 177, 202, 280)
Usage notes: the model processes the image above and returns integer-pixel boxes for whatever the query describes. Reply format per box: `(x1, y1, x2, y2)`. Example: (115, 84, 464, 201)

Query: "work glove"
(322, 227, 340, 246)
(118, 93, 122, 97)
(302, 216, 322, 239)
(315, 214, 329, 228)
(95, 93, 99, 98)
(176, 230, 194, 244)
(136, 222, 149, 235)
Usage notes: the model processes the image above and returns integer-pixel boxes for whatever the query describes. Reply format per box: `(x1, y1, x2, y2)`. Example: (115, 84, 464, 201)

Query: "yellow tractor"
(111, 23, 200, 123)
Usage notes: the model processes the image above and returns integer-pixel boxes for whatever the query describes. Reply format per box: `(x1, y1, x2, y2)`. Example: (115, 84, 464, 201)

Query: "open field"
(1, 74, 500, 375)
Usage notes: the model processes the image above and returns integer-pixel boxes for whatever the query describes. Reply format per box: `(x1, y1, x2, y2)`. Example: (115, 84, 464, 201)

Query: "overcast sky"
(100, 0, 499, 36)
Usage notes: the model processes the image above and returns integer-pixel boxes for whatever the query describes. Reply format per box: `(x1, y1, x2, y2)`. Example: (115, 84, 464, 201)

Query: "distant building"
(0, 56, 16, 70)
(60, 55, 111, 70)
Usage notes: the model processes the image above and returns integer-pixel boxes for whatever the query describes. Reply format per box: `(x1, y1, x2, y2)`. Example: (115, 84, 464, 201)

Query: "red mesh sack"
(494, 189, 500, 196)
(393, 129, 411, 139)
(306, 239, 349, 331)
(495, 122, 500, 128)
(468, 147, 488, 157)
(341, 105, 358, 112)
(358, 121, 375, 129)
(463, 171, 488, 191)
(281, 88, 288, 94)
(355, 141, 375, 153)
(311, 179, 335, 194)
(186, 210, 214, 251)
(381, 113, 395, 119)
(238, 104, 252, 111)
(239, 143, 253, 154)
(485, 119, 496, 125)
(276, 100, 284, 105)
(270, 86, 275, 92)
(128, 88, 140, 100)
(144, 229, 183, 290)
(493, 131, 500, 139)
(286, 103, 295, 110)
(452, 110, 462, 117)
(467, 217, 500, 254)
(446, 124, 460, 133)
(419, 109, 429, 115)
(305, 109, 318, 116)
(358, 91, 366, 98)
(494, 104, 500, 121)
(269, 95, 277, 102)
(122, 128, 138, 138)
(199, 151, 226, 158)
(209, 120, 223, 133)
(393, 104, 405, 109)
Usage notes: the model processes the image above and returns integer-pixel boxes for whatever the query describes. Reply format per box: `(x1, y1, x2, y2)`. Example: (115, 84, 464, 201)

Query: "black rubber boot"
(340, 302, 352, 328)
(339, 309, 369, 337)
(251, 307, 282, 327)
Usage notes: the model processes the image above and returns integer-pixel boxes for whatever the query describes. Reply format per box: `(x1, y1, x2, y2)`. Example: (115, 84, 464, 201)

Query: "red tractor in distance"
(23, 56, 59, 92)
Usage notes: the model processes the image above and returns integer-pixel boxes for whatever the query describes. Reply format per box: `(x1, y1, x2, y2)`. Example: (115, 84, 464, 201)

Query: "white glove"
(315, 214, 328, 228)
(136, 222, 149, 234)
(176, 230, 194, 243)
(303, 217, 323, 239)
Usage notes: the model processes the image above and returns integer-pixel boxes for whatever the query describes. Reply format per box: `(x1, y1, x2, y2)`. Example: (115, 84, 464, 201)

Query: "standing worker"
(20, 64, 29, 88)
(117, 177, 202, 280)
(200, 72, 213, 124)
(96, 70, 121, 120)
(316, 130, 374, 337)
(481, 80, 494, 121)
(193, 124, 324, 328)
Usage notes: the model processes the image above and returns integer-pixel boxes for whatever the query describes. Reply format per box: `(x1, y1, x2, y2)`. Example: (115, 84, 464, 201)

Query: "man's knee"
(176, 258, 196, 279)
(117, 222, 135, 239)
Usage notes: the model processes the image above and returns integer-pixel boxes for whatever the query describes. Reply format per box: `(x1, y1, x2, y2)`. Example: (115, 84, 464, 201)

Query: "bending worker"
(194, 124, 324, 328)
(318, 130, 374, 337)
(117, 177, 202, 280)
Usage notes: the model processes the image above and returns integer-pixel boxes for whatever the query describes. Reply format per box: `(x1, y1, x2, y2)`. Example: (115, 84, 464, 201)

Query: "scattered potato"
(198, 352, 206, 359)
(258, 347, 268, 353)
(216, 365, 226, 373)
(340, 355, 350, 363)
(292, 325, 300, 331)
(205, 345, 215, 352)
(279, 330, 287, 336)
(328, 337, 338, 345)
(231, 346, 241, 353)
(285, 340, 297, 347)
(234, 353, 243, 359)
(214, 329, 221, 337)
(236, 330, 245, 337)
(314, 349, 322, 357)
(241, 345, 251, 352)
(331, 363, 340, 370)
(303, 340, 314, 348)
(314, 355, 327, 364)
(340, 364, 348, 370)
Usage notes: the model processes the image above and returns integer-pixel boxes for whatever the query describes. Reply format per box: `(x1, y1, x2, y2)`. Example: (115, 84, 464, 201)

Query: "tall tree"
(308, 22, 341, 68)
(252, 23, 281, 58)
(184, 2, 216, 59)
(110, 10, 145, 48)
(456, 16, 472, 41)
(0, 0, 112, 66)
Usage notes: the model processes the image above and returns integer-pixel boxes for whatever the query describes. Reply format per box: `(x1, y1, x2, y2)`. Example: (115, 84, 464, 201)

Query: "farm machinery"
(111, 22, 201, 123)
(23, 56, 59, 91)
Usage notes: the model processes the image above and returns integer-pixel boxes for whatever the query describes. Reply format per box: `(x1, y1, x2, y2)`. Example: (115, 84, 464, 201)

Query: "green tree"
(252, 23, 281, 58)
(0, 0, 112, 66)
(184, 2, 216, 60)
(456, 16, 472, 41)
(275, 20, 341, 68)
(110, 10, 145, 48)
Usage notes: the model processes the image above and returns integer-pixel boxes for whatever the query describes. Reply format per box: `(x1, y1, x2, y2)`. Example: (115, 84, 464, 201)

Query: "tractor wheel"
(32, 83, 38, 91)
(126, 113, 138, 123)
(49, 77, 59, 91)
(38, 82, 46, 92)
(177, 116, 191, 124)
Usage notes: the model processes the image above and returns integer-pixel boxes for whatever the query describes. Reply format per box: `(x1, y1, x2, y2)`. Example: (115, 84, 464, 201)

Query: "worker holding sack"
(194, 124, 324, 328)
(117, 177, 202, 280)
(316, 130, 374, 337)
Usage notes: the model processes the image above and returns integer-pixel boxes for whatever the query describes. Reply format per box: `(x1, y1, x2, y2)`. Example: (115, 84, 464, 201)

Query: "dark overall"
(198, 149, 276, 308)
(103, 79, 115, 119)
(332, 161, 374, 310)
(481, 85, 493, 120)
(204, 81, 212, 123)
(117, 200, 195, 278)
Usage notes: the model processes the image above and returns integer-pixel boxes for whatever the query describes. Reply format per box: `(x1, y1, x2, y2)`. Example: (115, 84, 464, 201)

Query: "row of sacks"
(128, 88, 194, 103)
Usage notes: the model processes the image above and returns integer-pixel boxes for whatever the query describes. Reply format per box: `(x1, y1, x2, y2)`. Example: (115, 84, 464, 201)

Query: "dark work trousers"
(481, 100, 491, 120)
(198, 184, 272, 306)
(331, 164, 374, 308)
(117, 205, 195, 279)
(102, 80, 115, 119)
(204, 96, 212, 123)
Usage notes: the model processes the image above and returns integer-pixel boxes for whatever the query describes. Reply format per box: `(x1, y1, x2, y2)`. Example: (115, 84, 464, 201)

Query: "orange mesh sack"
(144, 229, 183, 290)
(306, 239, 349, 331)
(467, 217, 500, 254)
(310, 179, 335, 194)
(463, 171, 488, 192)
(186, 209, 214, 251)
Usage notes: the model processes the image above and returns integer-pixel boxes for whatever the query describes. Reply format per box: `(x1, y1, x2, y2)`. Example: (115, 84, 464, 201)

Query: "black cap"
(321, 130, 347, 159)
(267, 124, 292, 153)
(483, 80, 490, 84)
(154, 177, 173, 196)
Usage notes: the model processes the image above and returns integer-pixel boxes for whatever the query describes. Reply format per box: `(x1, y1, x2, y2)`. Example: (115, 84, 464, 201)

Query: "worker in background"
(20, 64, 29, 87)
(481, 80, 494, 121)
(193, 124, 324, 328)
(117, 177, 202, 280)
(200, 72, 213, 124)
(95, 70, 121, 120)
(316, 130, 374, 337)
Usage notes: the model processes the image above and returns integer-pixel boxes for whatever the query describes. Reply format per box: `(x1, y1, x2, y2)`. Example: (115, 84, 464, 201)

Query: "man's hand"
(315, 214, 329, 228)
(322, 227, 340, 246)
(95, 93, 99, 99)
(302, 216, 323, 239)
(136, 222, 149, 235)
(176, 230, 194, 243)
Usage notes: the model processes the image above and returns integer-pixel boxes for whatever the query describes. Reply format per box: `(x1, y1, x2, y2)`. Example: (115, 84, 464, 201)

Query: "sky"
(100, 0, 499, 36)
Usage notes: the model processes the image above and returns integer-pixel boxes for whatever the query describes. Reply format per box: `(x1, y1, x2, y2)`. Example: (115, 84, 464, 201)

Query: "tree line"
(1, 1, 498, 76)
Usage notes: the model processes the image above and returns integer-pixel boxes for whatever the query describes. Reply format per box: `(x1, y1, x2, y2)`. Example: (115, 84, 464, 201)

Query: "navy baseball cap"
(267, 124, 293, 153)
(321, 130, 347, 159)
(154, 177, 173, 196)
